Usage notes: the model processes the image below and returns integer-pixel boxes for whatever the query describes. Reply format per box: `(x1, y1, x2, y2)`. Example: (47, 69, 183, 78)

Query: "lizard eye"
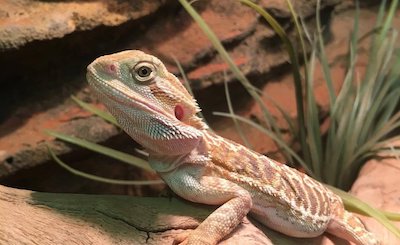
(137, 66, 151, 77)
(133, 62, 155, 82)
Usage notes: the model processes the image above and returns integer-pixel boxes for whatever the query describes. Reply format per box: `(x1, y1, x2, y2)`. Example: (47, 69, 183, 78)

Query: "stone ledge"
(0, 0, 167, 50)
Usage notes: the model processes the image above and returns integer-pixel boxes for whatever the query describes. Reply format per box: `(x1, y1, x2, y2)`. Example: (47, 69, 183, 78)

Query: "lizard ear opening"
(174, 104, 184, 121)
(174, 104, 208, 130)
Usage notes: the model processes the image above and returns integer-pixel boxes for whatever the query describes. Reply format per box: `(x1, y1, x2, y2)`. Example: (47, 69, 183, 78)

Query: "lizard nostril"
(174, 105, 184, 121)
(107, 64, 117, 74)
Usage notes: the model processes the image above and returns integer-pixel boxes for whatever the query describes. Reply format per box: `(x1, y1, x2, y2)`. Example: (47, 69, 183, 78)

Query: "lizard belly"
(250, 201, 329, 238)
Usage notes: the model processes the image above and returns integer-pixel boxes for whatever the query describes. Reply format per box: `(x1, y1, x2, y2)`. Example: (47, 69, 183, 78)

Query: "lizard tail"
(326, 210, 380, 245)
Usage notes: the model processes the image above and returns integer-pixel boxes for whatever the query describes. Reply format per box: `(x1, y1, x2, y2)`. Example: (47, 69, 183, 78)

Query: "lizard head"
(87, 50, 208, 155)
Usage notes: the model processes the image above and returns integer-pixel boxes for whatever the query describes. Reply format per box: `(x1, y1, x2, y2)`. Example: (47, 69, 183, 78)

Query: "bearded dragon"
(86, 50, 379, 245)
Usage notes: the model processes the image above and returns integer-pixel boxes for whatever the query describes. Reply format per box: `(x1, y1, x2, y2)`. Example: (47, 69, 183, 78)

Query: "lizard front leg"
(162, 167, 252, 245)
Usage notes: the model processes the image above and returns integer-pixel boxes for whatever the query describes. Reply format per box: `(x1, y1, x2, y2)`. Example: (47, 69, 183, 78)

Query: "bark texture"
(0, 184, 348, 245)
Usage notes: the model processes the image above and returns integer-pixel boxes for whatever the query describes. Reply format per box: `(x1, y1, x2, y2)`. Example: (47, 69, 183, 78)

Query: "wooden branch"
(0, 184, 344, 245)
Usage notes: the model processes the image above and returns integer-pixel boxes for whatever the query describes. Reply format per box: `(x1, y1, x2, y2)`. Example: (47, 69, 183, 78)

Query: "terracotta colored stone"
(0, 0, 167, 50)
(132, 0, 258, 72)
(258, 0, 340, 17)
(0, 103, 118, 178)
(349, 148, 400, 245)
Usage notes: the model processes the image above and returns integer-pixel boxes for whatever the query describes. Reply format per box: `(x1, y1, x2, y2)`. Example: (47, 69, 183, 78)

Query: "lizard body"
(87, 50, 379, 245)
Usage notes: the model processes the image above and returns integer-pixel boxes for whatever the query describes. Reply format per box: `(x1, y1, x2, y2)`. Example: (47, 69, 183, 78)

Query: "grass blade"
(47, 145, 162, 185)
(71, 95, 118, 126)
(223, 70, 252, 148)
(46, 130, 154, 172)
(329, 186, 400, 238)
(316, 0, 335, 105)
(239, 0, 311, 170)
(305, 48, 323, 178)
(214, 111, 313, 176)
(382, 211, 400, 221)
(284, 0, 310, 80)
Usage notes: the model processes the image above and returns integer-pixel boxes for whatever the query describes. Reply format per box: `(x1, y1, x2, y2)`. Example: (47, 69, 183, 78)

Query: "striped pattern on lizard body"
(204, 131, 337, 236)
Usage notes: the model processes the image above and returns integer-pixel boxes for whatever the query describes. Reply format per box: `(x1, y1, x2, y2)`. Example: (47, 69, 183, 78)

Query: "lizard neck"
(148, 130, 212, 173)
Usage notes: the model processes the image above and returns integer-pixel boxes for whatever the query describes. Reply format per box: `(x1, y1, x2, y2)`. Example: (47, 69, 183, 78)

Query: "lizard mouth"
(87, 67, 173, 120)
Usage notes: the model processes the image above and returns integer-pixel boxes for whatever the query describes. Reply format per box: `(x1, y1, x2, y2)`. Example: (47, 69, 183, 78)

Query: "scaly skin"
(87, 50, 379, 245)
